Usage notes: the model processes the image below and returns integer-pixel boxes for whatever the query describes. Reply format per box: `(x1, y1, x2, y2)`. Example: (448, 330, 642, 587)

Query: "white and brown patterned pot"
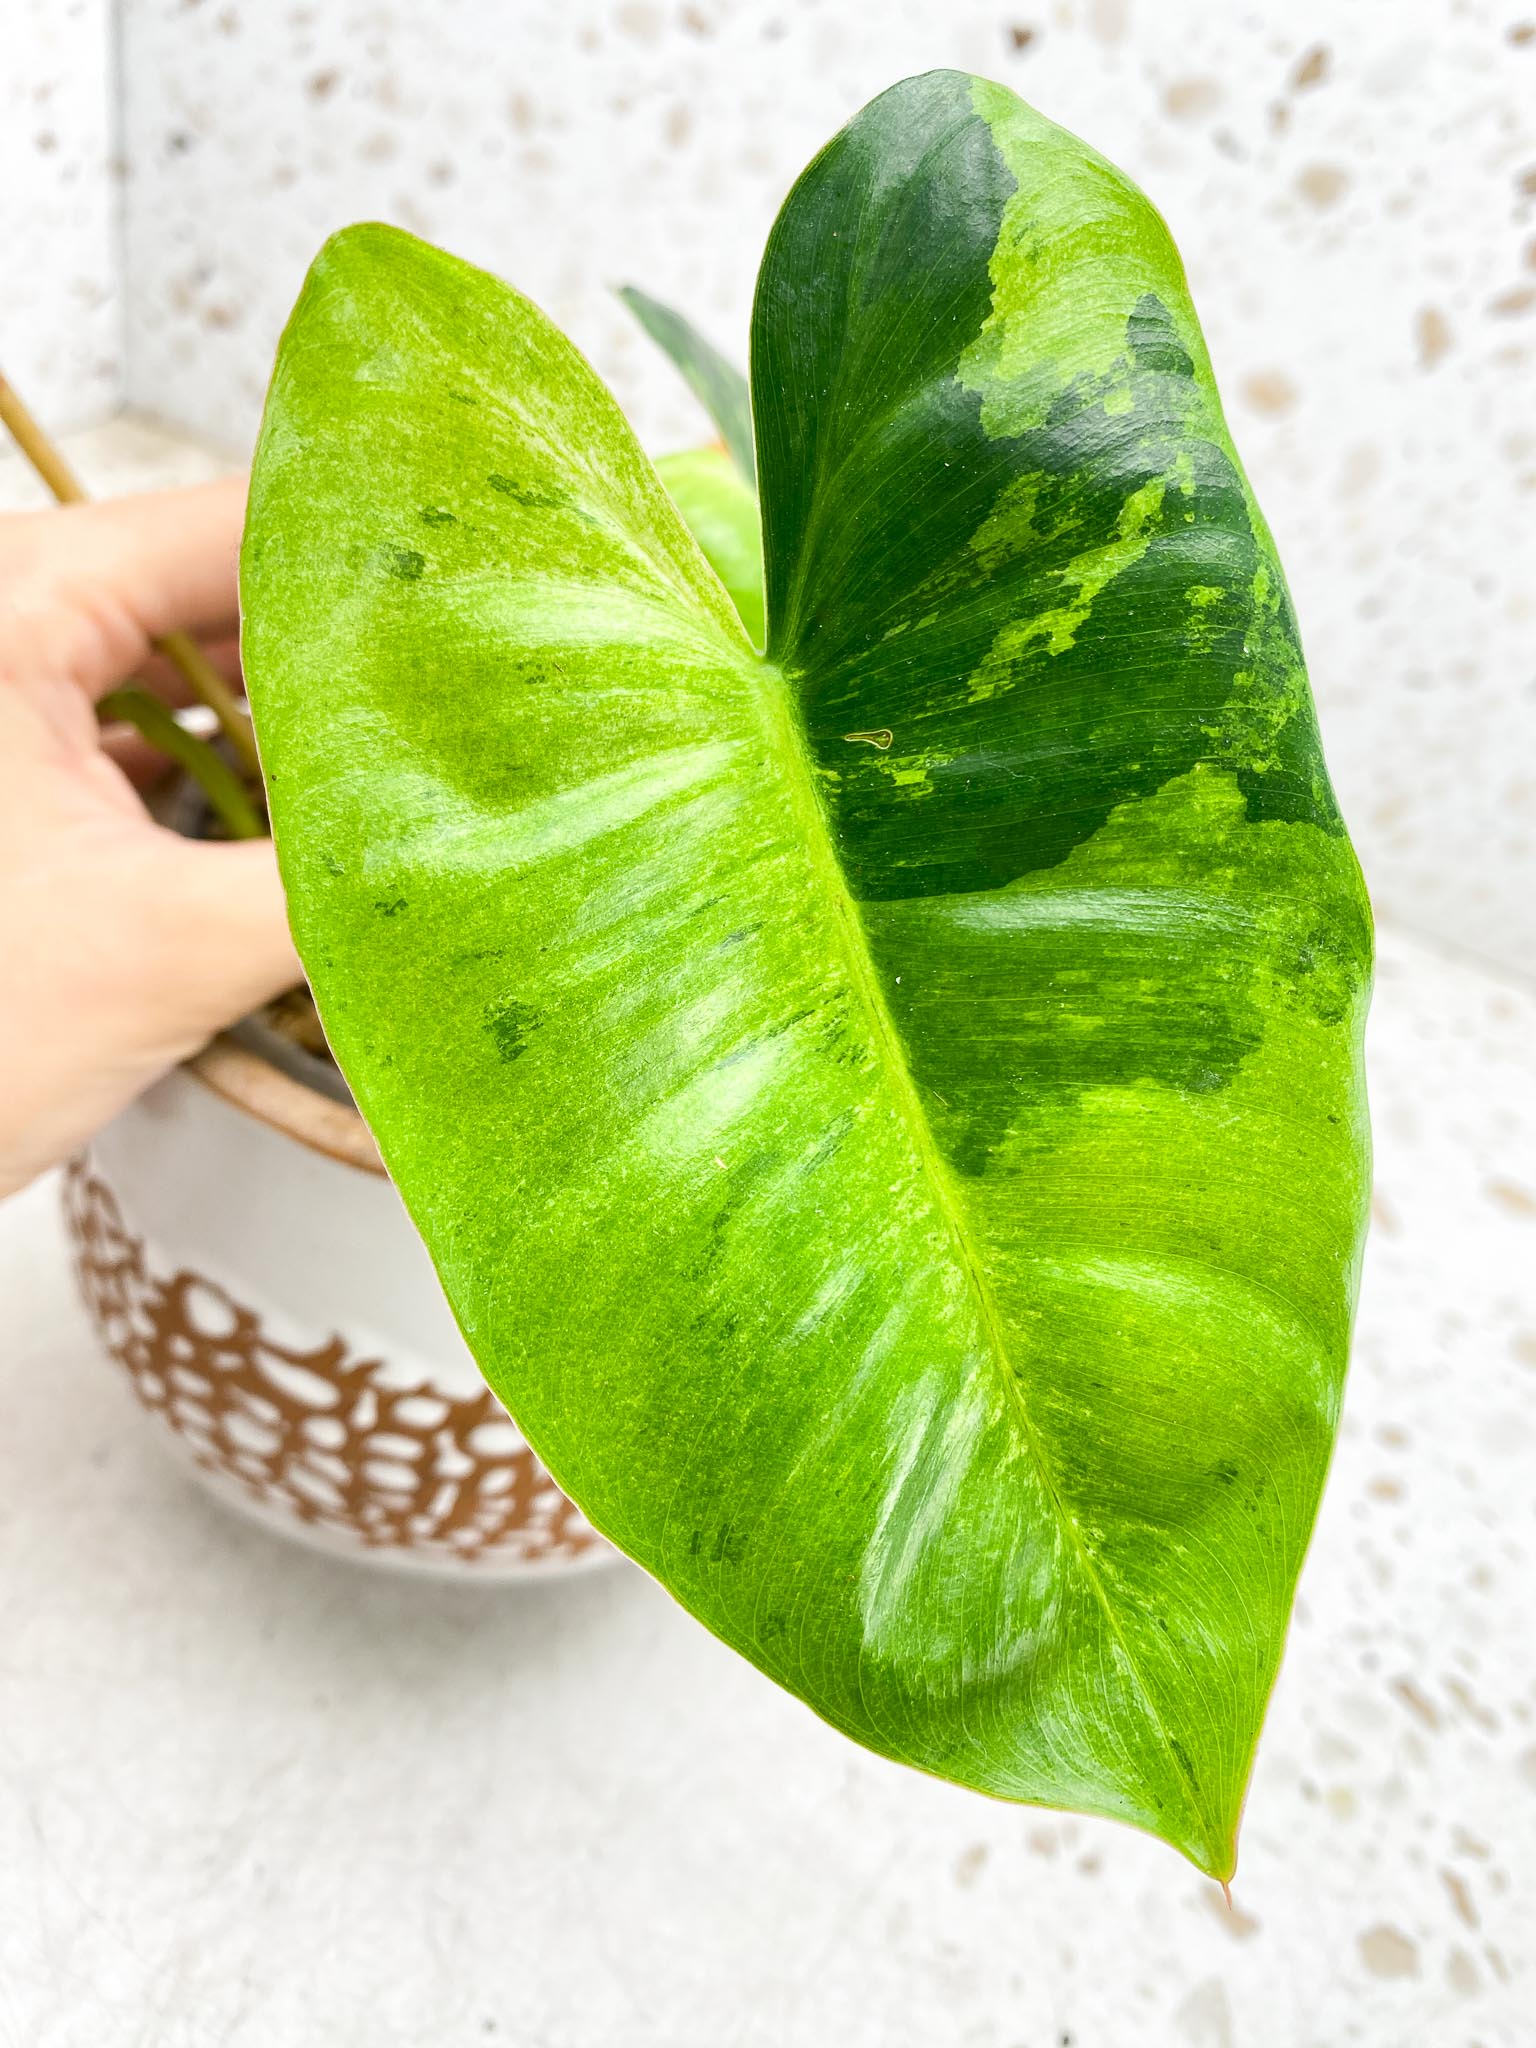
(63, 1028, 611, 1579)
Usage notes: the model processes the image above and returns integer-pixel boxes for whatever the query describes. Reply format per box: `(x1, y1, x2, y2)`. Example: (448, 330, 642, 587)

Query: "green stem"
(99, 688, 265, 841)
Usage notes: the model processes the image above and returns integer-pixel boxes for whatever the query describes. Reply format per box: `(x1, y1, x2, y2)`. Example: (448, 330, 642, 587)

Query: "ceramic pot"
(63, 1024, 611, 1579)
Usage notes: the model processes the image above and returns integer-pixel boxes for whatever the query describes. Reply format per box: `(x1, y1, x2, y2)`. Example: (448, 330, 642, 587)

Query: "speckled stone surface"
(5, 4, 1535, 972)
(3, 0, 122, 431)
(107, 0, 1536, 980)
(1, 426, 1532, 2047)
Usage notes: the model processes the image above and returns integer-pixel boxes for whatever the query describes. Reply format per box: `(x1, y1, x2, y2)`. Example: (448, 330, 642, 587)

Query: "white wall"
(0, 0, 122, 431)
(41, 1, 1536, 975)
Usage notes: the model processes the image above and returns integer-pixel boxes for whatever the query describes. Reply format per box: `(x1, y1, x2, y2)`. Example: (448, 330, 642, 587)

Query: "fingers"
(151, 833, 303, 1038)
(61, 479, 248, 641)
(0, 830, 300, 1201)
(1, 479, 247, 701)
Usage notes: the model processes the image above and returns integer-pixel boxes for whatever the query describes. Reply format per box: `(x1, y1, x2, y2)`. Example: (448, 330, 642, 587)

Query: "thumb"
(148, 833, 303, 1051)
(0, 836, 302, 1201)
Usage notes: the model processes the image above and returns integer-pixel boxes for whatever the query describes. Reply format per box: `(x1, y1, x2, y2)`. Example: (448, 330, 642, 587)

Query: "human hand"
(0, 479, 299, 1199)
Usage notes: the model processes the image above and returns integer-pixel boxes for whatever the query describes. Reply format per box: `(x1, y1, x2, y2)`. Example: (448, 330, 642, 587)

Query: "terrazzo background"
(4, 0, 1534, 974)
(3, 42, 1536, 2039)
(3, 0, 122, 430)
(108, 0, 1536, 978)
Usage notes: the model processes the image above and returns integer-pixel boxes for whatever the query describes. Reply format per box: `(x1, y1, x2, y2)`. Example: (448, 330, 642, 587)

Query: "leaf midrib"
(748, 645, 1225, 1867)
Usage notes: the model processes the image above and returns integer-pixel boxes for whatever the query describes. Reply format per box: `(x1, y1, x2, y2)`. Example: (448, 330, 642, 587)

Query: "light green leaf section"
(244, 71, 1369, 1880)
(654, 446, 764, 648)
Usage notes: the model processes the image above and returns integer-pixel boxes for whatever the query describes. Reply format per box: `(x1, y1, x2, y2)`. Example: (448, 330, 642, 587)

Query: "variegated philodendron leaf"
(242, 70, 1371, 1877)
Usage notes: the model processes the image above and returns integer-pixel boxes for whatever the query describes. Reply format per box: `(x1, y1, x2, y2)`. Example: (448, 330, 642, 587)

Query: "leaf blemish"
(844, 728, 894, 749)
(485, 995, 542, 1064)
(387, 547, 426, 581)
(420, 505, 456, 526)
(373, 898, 409, 917)
(487, 472, 562, 510)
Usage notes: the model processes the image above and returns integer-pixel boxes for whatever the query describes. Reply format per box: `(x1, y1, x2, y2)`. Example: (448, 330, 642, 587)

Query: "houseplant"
(240, 69, 1371, 1877)
(13, 67, 1370, 1871)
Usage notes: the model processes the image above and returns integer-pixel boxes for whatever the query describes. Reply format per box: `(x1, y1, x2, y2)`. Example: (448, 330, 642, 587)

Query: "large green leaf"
(242, 71, 1371, 1877)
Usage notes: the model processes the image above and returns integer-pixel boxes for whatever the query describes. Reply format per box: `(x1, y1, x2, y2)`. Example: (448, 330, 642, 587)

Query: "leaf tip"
(1189, 1814, 1240, 1886)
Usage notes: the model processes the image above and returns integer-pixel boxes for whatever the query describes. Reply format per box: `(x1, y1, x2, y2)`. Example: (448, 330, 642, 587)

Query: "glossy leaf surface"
(619, 284, 756, 488)
(243, 72, 1371, 1877)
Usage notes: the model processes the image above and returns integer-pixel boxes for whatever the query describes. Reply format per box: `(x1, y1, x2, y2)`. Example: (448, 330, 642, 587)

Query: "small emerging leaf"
(620, 284, 756, 489)
(243, 73, 1371, 1878)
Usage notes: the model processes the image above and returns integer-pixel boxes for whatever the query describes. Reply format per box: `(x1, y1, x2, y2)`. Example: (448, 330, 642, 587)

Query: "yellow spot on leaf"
(967, 474, 1168, 697)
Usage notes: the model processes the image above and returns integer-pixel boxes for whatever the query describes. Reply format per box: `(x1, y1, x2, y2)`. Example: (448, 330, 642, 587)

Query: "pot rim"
(186, 1033, 386, 1177)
